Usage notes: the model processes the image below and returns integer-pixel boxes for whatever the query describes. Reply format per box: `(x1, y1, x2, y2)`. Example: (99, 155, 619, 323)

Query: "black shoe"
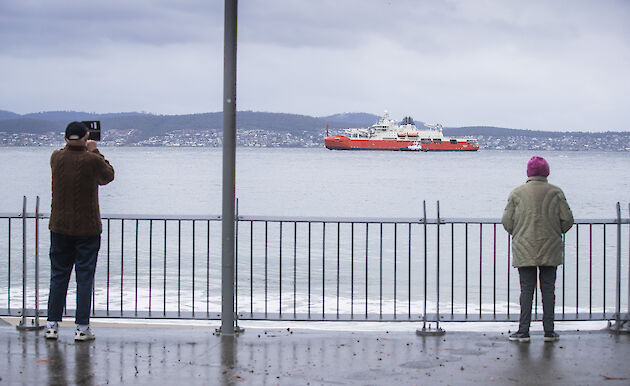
(509, 331, 530, 342)
(544, 332, 560, 342)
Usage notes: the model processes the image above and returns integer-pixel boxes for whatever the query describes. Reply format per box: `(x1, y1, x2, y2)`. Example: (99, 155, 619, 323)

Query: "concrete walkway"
(1, 318, 629, 385)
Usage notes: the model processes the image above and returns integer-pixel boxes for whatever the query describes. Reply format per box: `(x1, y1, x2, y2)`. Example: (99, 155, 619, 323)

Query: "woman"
(502, 156, 573, 342)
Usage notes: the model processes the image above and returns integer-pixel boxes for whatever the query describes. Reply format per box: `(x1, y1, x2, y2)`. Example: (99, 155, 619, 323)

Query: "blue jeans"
(47, 232, 100, 325)
(518, 266, 557, 333)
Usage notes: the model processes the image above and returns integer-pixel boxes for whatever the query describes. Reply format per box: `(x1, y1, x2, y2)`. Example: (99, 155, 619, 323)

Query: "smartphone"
(82, 120, 101, 141)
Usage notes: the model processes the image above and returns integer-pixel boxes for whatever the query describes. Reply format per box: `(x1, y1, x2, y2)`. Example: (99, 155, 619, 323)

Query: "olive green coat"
(501, 176, 574, 267)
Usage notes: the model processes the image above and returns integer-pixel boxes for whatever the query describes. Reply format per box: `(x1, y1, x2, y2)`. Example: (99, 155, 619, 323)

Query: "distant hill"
(0, 111, 156, 136)
(0, 110, 21, 120)
(0, 110, 373, 139)
(0, 117, 65, 132)
(1, 109, 626, 140)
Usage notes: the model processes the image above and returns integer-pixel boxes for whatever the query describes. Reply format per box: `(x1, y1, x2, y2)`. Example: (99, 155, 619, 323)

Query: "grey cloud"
(4, 1, 628, 56)
(0, 1, 223, 56)
(239, 0, 630, 56)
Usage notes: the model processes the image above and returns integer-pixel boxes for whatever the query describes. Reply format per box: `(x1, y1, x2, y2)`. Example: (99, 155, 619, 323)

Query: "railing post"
(17, 196, 43, 331)
(422, 201, 427, 327)
(435, 201, 444, 334)
(614, 202, 622, 333)
(34, 196, 41, 328)
(417, 200, 445, 336)
(234, 198, 241, 331)
(17, 196, 27, 329)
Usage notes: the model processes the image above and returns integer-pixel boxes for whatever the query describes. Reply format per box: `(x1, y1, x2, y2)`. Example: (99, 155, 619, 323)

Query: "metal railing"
(1, 198, 628, 329)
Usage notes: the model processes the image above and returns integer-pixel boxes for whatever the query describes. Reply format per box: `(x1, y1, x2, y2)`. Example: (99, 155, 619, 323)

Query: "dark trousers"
(518, 266, 557, 333)
(47, 231, 100, 325)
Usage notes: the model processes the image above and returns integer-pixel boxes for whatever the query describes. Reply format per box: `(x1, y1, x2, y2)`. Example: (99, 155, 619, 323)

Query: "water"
(1, 147, 629, 218)
(1, 147, 628, 319)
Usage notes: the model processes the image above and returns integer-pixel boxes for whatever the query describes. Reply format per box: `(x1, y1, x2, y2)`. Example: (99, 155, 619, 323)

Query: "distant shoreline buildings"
(2, 110, 628, 150)
(1, 129, 629, 151)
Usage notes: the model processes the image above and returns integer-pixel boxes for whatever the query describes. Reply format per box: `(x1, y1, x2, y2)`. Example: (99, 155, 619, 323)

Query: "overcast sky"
(1, 0, 628, 131)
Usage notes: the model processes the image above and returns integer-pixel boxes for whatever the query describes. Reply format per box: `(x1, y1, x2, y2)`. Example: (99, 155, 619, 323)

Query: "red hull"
(324, 136, 479, 151)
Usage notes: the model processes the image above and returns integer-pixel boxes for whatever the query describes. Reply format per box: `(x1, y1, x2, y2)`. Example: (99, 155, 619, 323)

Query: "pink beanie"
(527, 156, 550, 177)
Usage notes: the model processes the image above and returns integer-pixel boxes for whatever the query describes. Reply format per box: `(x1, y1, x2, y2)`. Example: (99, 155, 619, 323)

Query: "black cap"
(65, 121, 88, 140)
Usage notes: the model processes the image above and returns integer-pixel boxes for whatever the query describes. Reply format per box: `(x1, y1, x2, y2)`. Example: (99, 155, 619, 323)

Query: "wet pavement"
(1, 318, 629, 385)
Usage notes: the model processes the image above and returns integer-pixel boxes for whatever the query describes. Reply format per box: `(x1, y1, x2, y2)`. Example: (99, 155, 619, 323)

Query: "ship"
(324, 111, 479, 151)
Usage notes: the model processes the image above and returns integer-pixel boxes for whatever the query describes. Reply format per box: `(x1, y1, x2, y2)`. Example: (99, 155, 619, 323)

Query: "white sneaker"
(44, 322, 58, 340)
(74, 327, 95, 341)
(45, 327, 58, 340)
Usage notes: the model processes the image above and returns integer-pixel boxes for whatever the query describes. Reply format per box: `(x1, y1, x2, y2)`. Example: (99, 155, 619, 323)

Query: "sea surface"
(1, 147, 629, 218)
(1, 147, 628, 318)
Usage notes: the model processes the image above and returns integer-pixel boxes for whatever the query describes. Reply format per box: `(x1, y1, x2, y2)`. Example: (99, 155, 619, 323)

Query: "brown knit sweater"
(49, 145, 115, 236)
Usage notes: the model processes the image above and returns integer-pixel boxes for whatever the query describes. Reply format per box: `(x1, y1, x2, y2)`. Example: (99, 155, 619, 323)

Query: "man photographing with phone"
(45, 121, 114, 341)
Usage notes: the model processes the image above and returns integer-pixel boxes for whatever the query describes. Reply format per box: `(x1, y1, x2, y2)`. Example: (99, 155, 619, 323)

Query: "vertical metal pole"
(221, 0, 238, 335)
(307, 222, 310, 318)
(178, 220, 181, 316)
(604, 226, 607, 316)
(493, 224, 497, 318)
(122, 219, 125, 317)
(507, 236, 511, 319)
(337, 223, 340, 318)
(576, 224, 579, 316)
(479, 223, 482, 319)
(149, 220, 153, 315)
(436, 201, 441, 331)
(192, 220, 196, 316)
(207, 220, 211, 317)
(234, 199, 239, 328)
(423, 201, 427, 328)
(264, 221, 268, 317)
(410, 223, 411, 320)
(379, 223, 383, 319)
(615, 202, 621, 332)
(293, 221, 300, 319)
(279, 222, 283, 318)
(367, 223, 370, 319)
(588, 224, 606, 318)
(163, 220, 166, 316)
(8, 217, 11, 314)
(322, 222, 326, 319)
(465, 223, 468, 318)
(351, 222, 354, 319)
(249, 221, 253, 316)
(393, 222, 397, 319)
(135, 219, 139, 316)
(107, 219, 111, 314)
(18, 196, 27, 328)
(451, 223, 454, 317)
(34, 196, 40, 327)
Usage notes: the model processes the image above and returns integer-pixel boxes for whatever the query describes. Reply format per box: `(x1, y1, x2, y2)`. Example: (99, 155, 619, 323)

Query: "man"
(502, 156, 573, 343)
(45, 121, 114, 341)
